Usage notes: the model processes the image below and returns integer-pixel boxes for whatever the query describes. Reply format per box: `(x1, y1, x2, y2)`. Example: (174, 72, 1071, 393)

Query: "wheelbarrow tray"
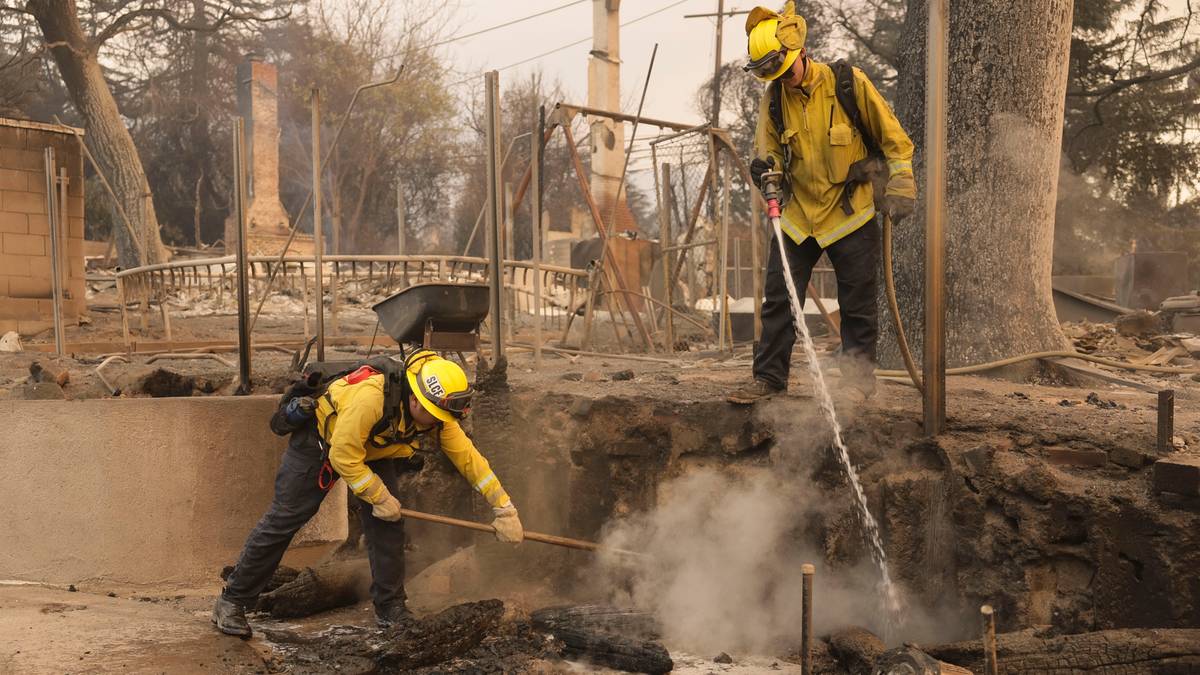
(372, 282, 490, 345)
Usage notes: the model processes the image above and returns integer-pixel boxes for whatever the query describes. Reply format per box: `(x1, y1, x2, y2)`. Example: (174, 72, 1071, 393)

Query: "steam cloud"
(595, 399, 964, 656)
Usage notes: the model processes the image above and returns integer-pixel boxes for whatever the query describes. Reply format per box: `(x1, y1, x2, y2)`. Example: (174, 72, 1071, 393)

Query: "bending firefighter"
(729, 2, 916, 405)
(213, 351, 523, 636)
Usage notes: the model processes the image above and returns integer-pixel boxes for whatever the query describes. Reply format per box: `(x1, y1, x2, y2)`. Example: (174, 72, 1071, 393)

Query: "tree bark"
(879, 0, 1072, 369)
(26, 0, 168, 268)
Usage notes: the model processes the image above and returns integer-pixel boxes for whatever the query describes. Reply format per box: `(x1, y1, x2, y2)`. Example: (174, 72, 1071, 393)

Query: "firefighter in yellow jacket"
(213, 351, 522, 637)
(729, 3, 916, 404)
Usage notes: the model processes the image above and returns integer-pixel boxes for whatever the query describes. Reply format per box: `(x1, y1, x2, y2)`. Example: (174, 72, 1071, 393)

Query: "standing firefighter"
(728, 2, 916, 405)
(212, 351, 523, 636)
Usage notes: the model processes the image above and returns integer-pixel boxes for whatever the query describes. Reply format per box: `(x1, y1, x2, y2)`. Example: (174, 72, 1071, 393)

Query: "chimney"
(226, 55, 304, 255)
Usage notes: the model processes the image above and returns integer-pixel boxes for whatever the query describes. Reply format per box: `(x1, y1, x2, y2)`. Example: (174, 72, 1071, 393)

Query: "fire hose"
(764, 177, 1198, 386)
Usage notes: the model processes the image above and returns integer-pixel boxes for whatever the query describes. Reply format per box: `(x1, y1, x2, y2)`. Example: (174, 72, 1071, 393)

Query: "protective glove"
(284, 396, 317, 425)
(491, 505, 523, 543)
(371, 491, 403, 522)
(882, 194, 915, 221)
(749, 156, 775, 189)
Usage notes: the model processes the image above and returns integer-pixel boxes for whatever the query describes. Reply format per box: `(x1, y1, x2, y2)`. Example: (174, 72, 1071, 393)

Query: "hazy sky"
(436, 0, 1197, 182)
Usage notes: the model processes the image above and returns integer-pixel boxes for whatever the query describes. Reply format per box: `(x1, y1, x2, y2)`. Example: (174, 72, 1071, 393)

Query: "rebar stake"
(802, 563, 814, 675)
(981, 604, 998, 675)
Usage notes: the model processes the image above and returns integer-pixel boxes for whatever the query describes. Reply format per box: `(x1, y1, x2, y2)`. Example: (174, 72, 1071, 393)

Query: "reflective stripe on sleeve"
(349, 474, 375, 492)
(888, 160, 912, 177)
(474, 472, 497, 493)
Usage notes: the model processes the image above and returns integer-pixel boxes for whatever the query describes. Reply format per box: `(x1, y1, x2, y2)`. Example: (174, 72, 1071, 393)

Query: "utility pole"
(710, 0, 724, 128)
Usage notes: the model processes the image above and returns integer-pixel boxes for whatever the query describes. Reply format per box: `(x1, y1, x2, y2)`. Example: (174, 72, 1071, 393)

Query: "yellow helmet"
(406, 352, 473, 423)
(745, 5, 807, 82)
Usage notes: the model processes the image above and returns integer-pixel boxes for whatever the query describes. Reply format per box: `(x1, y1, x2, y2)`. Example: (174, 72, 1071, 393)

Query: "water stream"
(768, 216, 903, 628)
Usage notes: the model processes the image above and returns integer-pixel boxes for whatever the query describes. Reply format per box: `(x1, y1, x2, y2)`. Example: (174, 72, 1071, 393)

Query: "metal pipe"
(981, 604, 998, 675)
(660, 163, 674, 350)
(1158, 390, 1175, 453)
(95, 354, 129, 395)
(233, 119, 252, 393)
(801, 563, 814, 675)
(719, 150, 731, 349)
(42, 148, 65, 356)
(311, 88, 326, 362)
(485, 71, 505, 362)
(554, 102, 700, 132)
(924, 0, 949, 436)
(531, 106, 545, 369)
(146, 353, 236, 368)
(647, 123, 710, 146)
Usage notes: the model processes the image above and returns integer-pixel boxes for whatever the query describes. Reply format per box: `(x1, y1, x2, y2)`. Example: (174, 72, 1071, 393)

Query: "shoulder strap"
(831, 60, 882, 157)
(768, 80, 785, 138)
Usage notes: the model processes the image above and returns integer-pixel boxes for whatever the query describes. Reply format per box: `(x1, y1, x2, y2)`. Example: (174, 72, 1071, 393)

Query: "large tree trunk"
(26, 0, 168, 268)
(879, 0, 1072, 369)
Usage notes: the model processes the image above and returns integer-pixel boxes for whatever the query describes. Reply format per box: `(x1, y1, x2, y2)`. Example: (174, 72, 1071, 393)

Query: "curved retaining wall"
(1, 395, 346, 586)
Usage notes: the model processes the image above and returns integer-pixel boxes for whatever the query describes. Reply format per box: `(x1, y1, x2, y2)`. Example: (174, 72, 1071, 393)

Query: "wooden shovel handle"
(398, 507, 600, 552)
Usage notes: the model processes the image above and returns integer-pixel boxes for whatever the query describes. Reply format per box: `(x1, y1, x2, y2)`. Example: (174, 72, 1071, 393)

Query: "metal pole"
(42, 149, 64, 355)
(233, 119, 252, 392)
(1158, 390, 1175, 453)
(924, 0, 948, 436)
(531, 106, 545, 369)
(734, 237, 742, 299)
(396, 179, 406, 256)
(660, 163, 674, 351)
(981, 604, 998, 675)
(485, 71, 505, 362)
(396, 178, 408, 290)
(801, 563, 814, 675)
(504, 182, 515, 345)
(311, 88, 326, 362)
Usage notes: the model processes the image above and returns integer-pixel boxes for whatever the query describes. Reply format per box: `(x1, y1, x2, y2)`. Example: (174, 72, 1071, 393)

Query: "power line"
(448, 0, 697, 86)
(428, 0, 589, 50)
(387, 0, 588, 59)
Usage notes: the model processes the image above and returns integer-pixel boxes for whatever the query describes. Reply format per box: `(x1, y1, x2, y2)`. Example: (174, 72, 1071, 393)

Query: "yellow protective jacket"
(755, 60, 915, 248)
(314, 371, 511, 509)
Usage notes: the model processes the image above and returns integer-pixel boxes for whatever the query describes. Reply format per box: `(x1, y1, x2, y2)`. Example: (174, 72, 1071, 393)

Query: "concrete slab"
(0, 584, 269, 674)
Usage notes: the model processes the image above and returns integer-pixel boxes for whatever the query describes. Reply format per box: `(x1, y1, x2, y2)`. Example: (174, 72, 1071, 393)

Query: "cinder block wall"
(0, 118, 85, 336)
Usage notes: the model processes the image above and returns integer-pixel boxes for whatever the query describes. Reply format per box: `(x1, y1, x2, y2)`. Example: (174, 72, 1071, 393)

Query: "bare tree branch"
(90, 4, 290, 48)
(1067, 54, 1200, 97)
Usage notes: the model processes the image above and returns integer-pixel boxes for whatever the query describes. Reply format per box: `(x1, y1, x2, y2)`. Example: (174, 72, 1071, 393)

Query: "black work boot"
(727, 379, 785, 405)
(376, 603, 415, 629)
(212, 595, 252, 638)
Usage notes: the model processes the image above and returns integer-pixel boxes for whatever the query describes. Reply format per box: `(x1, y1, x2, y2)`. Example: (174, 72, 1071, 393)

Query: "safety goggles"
(417, 375, 474, 418)
(744, 49, 788, 79)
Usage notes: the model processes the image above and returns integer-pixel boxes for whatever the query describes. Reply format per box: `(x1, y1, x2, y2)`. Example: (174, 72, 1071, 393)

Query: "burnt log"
(830, 626, 887, 673)
(925, 628, 1200, 674)
(531, 605, 672, 674)
(873, 646, 972, 675)
(256, 559, 369, 619)
(375, 599, 506, 670)
(531, 605, 662, 639)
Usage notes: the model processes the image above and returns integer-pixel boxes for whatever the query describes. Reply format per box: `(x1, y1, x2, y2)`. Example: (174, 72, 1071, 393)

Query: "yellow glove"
(491, 505, 523, 543)
(371, 491, 403, 522)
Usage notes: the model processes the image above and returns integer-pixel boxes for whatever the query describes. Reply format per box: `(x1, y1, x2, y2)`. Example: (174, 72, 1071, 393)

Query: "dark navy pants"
(753, 218, 880, 389)
(222, 426, 406, 612)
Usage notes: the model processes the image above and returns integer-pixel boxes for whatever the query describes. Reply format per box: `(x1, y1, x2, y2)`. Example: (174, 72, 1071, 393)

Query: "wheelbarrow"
(371, 282, 490, 354)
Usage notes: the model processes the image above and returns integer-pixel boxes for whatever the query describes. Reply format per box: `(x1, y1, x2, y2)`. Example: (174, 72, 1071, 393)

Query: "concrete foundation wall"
(1, 396, 346, 587)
